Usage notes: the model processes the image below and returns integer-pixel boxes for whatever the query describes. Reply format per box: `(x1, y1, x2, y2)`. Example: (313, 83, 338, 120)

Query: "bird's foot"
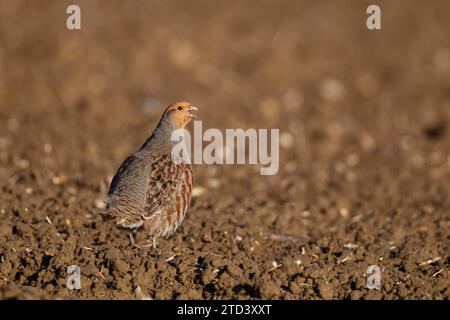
(129, 232, 160, 254)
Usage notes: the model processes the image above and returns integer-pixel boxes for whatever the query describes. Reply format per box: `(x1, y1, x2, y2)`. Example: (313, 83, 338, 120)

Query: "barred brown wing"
(143, 155, 183, 220)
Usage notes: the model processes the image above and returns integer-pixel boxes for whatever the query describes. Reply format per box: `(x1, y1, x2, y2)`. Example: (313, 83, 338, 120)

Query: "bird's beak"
(189, 106, 199, 119)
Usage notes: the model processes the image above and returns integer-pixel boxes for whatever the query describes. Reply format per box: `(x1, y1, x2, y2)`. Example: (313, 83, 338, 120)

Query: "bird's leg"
(129, 231, 140, 248)
(129, 233, 153, 248)
(129, 231, 159, 252)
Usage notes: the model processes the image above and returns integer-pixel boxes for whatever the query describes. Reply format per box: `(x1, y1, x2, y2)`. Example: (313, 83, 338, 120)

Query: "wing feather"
(143, 155, 183, 219)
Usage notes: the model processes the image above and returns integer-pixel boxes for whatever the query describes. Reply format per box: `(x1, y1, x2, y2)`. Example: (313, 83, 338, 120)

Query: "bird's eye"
(177, 106, 183, 111)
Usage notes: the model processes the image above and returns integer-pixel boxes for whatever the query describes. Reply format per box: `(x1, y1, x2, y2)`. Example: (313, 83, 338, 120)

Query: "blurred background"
(0, 0, 449, 299)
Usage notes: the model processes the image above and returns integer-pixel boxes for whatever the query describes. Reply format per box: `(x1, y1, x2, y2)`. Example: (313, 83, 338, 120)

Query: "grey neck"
(139, 119, 181, 154)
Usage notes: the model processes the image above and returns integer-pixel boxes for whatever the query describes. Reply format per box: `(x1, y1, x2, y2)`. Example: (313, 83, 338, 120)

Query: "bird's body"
(103, 102, 197, 248)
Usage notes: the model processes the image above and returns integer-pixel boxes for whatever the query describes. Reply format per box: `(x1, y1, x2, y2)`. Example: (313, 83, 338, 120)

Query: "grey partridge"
(103, 102, 197, 248)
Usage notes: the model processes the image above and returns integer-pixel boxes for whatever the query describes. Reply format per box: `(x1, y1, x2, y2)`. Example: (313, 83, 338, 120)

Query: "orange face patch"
(166, 102, 194, 128)
(172, 109, 191, 127)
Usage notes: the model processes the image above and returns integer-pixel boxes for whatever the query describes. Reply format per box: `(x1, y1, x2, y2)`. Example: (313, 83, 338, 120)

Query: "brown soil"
(0, 0, 449, 300)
